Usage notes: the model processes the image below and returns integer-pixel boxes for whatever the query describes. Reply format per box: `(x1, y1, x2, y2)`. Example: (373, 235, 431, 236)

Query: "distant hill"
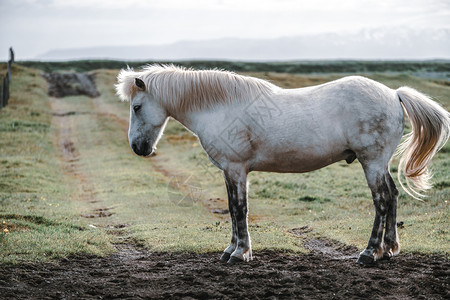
(36, 27, 450, 61)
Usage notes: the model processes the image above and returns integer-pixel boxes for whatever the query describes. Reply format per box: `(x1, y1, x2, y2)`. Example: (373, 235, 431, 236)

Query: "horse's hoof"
(380, 254, 391, 261)
(227, 256, 244, 265)
(220, 252, 231, 263)
(357, 254, 375, 266)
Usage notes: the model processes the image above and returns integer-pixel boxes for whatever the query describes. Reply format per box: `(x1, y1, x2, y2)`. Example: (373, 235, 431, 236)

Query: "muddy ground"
(1, 240, 448, 299)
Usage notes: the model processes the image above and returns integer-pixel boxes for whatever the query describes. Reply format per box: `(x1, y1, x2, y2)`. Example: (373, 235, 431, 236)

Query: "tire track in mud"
(51, 98, 114, 218)
(289, 226, 359, 260)
(51, 95, 134, 250)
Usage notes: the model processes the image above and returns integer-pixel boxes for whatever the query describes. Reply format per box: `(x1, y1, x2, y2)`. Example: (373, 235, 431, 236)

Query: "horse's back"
(285, 75, 398, 107)
(274, 75, 403, 135)
(248, 76, 405, 172)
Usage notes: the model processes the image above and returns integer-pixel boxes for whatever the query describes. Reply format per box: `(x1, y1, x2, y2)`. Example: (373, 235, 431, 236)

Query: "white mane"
(115, 64, 278, 111)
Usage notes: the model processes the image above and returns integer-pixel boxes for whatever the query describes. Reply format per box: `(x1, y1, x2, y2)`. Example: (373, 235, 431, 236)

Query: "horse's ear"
(135, 78, 146, 91)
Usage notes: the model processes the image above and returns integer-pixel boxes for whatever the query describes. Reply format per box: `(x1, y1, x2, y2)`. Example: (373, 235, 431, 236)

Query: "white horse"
(116, 65, 449, 265)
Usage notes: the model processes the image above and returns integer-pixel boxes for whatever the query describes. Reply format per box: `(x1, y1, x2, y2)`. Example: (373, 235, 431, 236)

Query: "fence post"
(9, 47, 14, 64)
(3, 77, 8, 107)
(7, 61, 11, 81)
(0, 77, 3, 109)
(6, 76, 9, 106)
(0, 47, 14, 110)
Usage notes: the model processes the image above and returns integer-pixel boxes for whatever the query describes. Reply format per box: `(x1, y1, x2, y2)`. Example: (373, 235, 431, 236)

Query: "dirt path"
(51, 98, 111, 220)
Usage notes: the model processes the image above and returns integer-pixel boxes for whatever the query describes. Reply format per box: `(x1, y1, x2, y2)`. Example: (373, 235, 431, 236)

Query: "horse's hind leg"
(383, 173, 400, 258)
(358, 160, 397, 265)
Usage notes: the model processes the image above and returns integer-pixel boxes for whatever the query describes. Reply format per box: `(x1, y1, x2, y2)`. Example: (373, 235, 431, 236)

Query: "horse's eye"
(133, 104, 141, 113)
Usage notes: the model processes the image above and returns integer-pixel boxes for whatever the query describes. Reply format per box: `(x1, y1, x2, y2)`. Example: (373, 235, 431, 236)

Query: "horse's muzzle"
(131, 141, 152, 157)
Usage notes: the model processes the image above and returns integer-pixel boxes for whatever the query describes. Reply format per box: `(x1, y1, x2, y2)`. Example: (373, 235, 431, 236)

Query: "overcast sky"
(0, 0, 449, 60)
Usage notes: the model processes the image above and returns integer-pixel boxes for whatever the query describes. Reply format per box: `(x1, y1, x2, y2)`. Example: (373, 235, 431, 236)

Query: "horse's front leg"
(221, 168, 252, 265)
(219, 178, 238, 263)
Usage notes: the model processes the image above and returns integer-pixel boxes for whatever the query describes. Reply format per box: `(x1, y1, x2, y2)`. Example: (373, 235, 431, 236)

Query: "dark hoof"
(220, 252, 231, 263)
(380, 254, 391, 261)
(227, 256, 244, 265)
(357, 254, 375, 266)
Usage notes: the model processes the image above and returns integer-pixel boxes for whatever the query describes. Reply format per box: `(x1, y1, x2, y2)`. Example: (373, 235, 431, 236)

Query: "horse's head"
(127, 78, 168, 156)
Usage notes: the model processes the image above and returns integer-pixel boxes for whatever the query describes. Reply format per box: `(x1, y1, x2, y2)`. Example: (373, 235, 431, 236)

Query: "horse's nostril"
(131, 142, 151, 156)
(142, 143, 149, 155)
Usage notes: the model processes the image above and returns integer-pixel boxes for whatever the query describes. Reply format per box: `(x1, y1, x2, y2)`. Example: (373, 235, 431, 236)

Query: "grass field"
(0, 63, 448, 264)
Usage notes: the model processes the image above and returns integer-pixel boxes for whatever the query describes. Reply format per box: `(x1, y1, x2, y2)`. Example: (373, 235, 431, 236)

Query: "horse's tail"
(396, 87, 450, 199)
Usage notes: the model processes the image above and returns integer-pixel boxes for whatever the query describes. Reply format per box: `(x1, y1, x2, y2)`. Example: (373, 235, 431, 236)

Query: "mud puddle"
(289, 226, 359, 260)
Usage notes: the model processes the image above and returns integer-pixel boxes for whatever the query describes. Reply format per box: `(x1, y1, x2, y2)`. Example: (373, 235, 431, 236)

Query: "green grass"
(0, 64, 448, 265)
(0, 65, 113, 263)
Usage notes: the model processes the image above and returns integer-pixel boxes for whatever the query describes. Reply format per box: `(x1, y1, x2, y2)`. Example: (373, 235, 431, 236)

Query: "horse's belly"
(251, 147, 352, 173)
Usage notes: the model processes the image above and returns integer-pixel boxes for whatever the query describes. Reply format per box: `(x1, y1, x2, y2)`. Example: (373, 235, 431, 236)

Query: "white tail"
(396, 87, 450, 199)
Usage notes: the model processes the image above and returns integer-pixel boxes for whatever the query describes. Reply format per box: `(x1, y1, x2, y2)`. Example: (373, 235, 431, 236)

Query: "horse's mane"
(115, 64, 278, 111)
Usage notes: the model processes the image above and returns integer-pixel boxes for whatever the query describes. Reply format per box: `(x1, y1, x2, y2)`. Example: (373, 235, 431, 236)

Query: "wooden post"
(7, 47, 14, 104)
(3, 76, 8, 107)
(1, 47, 14, 109)
(7, 61, 11, 81)
(0, 77, 3, 109)
(9, 47, 14, 64)
(6, 76, 9, 106)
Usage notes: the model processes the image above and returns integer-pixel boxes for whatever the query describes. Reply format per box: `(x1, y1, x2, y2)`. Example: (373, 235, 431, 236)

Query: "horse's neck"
(165, 105, 191, 131)
(168, 108, 206, 137)
(167, 103, 236, 139)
